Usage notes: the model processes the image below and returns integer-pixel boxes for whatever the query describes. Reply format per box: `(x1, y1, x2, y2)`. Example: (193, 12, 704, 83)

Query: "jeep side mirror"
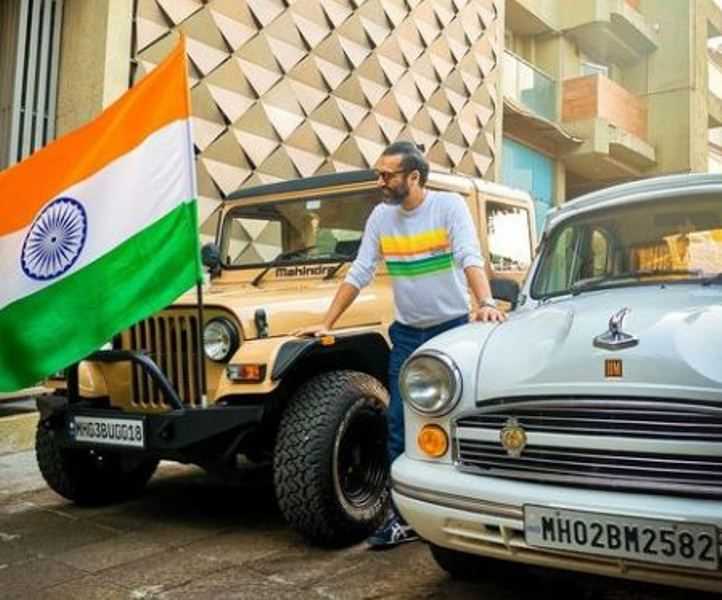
(201, 243, 221, 277)
(490, 278, 520, 310)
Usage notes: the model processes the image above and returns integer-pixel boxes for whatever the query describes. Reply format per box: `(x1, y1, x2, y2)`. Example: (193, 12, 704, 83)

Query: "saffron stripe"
(0, 120, 195, 311)
(380, 228, 449, 254)
(0, 39, 189, 236)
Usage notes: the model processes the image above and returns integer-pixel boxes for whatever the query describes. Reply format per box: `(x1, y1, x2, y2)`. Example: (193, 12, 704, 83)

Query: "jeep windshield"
(220, 189, 382, 268)
(531, 195, 722, 299)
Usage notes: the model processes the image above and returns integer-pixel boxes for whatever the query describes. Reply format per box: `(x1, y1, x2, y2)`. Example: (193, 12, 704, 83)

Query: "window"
(486, 202, 533, 272)
(531, 196, 722, 299)
(221, 189, 382, 268)
(581, 61, 609, 77)
(0, 0, 64, 168)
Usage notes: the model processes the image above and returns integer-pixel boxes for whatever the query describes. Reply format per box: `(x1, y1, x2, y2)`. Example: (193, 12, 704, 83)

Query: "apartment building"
(502, 0, 722, 229)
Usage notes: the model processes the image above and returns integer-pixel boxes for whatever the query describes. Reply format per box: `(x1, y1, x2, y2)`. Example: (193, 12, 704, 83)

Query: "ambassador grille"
(455, 401, 722, 498)
(126, 314, 202, 408)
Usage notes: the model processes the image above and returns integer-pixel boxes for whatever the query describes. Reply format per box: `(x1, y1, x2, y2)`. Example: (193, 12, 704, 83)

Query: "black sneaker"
(366, 514, 420, 549)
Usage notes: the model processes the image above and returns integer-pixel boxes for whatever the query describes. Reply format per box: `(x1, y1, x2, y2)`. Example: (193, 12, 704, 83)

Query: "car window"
(531, 195, 722, 298)
(486, 201, 533, 272)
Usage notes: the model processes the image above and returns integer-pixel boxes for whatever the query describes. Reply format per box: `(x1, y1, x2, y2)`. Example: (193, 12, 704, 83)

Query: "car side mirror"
(490, 278, 520, 310)
(201, 243, 221, 278)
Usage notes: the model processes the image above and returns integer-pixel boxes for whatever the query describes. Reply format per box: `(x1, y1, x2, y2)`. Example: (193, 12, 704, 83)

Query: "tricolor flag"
(0, 38, 201, 392)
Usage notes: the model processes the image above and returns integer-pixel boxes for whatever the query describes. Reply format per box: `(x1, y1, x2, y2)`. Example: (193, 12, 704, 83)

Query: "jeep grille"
(454, 399, 722, 498)
(126, 313, 202, 408)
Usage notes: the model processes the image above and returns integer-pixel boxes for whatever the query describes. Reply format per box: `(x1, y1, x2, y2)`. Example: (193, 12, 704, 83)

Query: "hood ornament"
(593, 307, 638, 350)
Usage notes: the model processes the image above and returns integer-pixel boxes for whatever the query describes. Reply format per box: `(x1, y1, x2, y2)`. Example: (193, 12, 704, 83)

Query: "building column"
(56, 0, 132, 136)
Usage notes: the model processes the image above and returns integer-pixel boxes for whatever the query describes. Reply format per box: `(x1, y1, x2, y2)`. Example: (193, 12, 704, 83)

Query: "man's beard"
(382, 183, 408, 205)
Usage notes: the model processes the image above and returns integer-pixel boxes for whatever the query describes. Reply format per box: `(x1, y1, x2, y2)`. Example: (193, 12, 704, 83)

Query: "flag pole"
(196, 281, 207, 407)
(178, 34, 207, 408)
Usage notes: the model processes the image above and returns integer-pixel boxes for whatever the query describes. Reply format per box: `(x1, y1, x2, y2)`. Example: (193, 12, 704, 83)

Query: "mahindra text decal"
(275, 265, 337, 278)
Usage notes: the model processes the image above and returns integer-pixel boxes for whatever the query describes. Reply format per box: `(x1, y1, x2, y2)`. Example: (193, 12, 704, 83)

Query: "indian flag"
(0, 38, 201, 392)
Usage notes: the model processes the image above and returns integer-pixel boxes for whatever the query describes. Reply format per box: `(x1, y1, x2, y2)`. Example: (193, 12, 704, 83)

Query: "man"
(297, 141, 505, 548)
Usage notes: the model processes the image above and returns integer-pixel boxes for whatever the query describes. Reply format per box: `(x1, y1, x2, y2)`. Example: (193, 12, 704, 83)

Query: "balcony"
(502, 51, 557, 121)
(561, 74, 655, 180)
(502, 51, 582, 154)
(560, 0, 658, 65)
(506, 0, 558, 35)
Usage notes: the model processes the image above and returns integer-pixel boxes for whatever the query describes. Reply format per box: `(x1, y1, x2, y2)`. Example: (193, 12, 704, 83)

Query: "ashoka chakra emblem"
(21, 197, 88, 281)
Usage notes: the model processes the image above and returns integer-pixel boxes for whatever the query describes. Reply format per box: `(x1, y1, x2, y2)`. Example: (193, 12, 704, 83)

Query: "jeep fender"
(214, 330, 391, 401)
(272, 331, 390, 385)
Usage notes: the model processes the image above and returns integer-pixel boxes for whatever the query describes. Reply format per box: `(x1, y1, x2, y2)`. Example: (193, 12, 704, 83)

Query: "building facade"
(0, 0, 504, 242)
(1, 0, 720, 236)
(503, 0, 722, 226)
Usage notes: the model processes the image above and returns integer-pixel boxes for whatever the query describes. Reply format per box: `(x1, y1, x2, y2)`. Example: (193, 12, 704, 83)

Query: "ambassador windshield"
(531, 195, 722, 299)
(220, 189, 382, 268)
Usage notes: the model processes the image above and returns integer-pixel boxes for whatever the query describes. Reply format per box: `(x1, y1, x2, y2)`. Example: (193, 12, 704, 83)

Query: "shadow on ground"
(0, 463, 718, 599)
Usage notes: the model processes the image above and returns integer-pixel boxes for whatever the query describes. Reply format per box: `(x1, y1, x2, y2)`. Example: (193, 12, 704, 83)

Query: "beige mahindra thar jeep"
(36, 169, 536, 546)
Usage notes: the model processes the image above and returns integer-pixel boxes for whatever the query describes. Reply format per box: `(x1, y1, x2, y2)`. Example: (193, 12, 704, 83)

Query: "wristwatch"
(480, 297, 498, 309)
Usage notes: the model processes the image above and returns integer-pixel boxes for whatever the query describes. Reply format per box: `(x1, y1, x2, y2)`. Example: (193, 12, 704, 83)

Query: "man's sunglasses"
(374, 169, 407, 182)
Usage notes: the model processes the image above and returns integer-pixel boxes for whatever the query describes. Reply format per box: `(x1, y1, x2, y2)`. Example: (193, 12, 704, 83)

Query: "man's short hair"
(381, 141, 429, 186)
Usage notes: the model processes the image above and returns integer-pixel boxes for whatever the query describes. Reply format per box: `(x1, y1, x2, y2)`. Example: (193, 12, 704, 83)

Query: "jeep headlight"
(400, 351, 462, 416)
(203, 318, 240, 362)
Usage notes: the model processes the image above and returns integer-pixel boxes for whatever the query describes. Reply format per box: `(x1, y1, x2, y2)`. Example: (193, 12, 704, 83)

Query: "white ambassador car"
(393, 174, 722, 593)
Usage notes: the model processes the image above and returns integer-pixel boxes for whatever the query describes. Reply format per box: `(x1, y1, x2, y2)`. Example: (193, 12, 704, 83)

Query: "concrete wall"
(56, 0, 133, 136)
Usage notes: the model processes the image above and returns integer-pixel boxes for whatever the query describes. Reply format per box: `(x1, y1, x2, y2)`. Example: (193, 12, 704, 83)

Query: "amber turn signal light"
(227, 364, 266, 383)
(417, 424, 449, 458)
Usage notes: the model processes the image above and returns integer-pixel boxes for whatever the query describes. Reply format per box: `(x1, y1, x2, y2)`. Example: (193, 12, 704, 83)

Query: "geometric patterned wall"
(133, 0, 502, 234)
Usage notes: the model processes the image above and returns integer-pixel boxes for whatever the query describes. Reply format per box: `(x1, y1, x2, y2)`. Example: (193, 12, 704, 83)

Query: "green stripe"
(386, 253, 454, 277)
(0, 201, 201, 392)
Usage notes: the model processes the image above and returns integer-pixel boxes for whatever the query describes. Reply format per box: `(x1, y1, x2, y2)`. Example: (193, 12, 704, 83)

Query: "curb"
(0, 412, 39, 456)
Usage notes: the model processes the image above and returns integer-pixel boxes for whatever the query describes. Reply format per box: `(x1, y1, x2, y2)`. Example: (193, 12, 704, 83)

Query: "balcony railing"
(502, 51, 557, 121)
(562, 74, 647, 140)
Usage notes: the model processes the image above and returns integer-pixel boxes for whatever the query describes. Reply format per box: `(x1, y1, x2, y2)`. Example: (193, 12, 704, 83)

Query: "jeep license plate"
(70, 416, 145, 449)
(524, 505, 719, 571)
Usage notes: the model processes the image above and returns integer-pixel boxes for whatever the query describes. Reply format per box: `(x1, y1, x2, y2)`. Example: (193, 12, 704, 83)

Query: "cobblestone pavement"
(0, 453, 714, 599)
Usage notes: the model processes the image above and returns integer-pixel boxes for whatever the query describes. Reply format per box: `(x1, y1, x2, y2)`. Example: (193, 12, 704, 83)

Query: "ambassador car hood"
(476, 285, 722, 402)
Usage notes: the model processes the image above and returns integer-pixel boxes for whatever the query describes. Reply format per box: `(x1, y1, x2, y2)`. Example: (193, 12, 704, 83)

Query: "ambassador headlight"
(400, 350, 462, 416)
(203, 318, 240, 362)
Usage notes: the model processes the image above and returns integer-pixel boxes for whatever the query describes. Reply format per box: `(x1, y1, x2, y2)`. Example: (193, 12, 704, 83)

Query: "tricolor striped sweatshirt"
(345, 190, 484, 328)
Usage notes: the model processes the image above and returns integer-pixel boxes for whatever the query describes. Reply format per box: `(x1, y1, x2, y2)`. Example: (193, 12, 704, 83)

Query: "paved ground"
(0, 452, 715, 599)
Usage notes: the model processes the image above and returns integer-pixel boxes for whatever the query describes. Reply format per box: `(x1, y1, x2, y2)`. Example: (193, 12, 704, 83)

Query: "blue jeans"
(387, 315, 469, 466)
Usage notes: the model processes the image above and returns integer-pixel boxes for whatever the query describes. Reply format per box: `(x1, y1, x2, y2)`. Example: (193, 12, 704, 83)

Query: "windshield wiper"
(251, 246, 317, 287)
(570, 269, 703, 296)
(251, 249, 353, 287)
(701, 273, 722, 286)
(570, 273, 638, 295)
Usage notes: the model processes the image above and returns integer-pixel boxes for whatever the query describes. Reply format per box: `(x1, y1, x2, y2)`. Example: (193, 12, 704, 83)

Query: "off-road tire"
(274, 370, 389, 546)
(36, 423, 159, 505)
(430, 544, 500, 580)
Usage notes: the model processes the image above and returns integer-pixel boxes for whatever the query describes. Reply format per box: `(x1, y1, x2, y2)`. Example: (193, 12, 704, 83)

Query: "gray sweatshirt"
(345, 190, 484, 327)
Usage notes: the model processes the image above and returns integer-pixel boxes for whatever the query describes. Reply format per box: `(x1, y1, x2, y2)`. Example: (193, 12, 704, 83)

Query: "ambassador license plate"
(70, 416, 145, 449)
(524, 505, 719, 571)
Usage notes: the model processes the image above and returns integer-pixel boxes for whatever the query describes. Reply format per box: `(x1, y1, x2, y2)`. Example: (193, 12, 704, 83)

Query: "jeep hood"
(476, 285, 722, 402)
(176, 281, 392, 338)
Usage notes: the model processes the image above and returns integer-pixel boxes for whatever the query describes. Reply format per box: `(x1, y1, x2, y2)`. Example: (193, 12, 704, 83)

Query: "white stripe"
(0, 120, 194, 310)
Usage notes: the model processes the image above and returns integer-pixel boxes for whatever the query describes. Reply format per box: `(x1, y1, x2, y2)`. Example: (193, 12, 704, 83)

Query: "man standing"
(297, 142, 505, 548)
